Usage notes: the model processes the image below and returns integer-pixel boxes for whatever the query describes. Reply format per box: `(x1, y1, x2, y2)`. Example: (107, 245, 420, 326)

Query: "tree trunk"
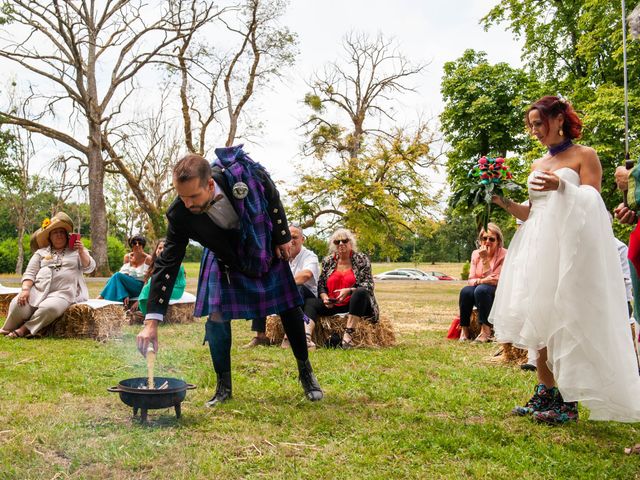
(15, 223, 25, 275)
(87, 122, 109, 275)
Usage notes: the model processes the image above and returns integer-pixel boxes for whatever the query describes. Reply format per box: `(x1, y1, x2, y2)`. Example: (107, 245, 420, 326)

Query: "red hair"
(525, 96, 582, 140)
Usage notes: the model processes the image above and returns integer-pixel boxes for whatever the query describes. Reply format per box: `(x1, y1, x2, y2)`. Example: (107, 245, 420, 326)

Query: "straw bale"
(468, 309, 481, 339)
(45, 303, 127, 341)
(503, 342, 528, 363)
(266, 314, 396, 348)
(165, 302, 196, 324)
(265, 314, 285, 343)
(126, 302, 196, 325)
(487, 343, 528, 365)
(0, 293, 17, 318)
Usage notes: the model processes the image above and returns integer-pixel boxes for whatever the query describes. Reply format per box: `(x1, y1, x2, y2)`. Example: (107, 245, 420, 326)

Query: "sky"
(1, 0, 524, 201)
(246, 0, 524, 186)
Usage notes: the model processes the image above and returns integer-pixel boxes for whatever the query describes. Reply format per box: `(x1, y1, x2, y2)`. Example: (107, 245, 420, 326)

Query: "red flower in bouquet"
(450, 156, 521, 230)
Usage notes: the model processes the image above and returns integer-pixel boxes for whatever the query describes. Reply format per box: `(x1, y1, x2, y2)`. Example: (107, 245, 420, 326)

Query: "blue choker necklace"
(548, 139, 573, 156)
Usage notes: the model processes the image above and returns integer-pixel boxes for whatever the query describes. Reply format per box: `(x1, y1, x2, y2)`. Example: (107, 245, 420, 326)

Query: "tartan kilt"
(194, 248, 302, 321)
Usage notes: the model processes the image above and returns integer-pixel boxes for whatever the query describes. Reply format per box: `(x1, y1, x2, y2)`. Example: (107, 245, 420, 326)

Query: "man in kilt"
(136, 146, 323, 404)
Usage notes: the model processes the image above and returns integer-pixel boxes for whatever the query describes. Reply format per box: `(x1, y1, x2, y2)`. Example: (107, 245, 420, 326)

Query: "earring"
(558, 128, 564, 137)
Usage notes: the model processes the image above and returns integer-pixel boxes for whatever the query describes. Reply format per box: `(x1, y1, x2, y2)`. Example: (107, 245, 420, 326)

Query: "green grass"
(0, 270, 639, 479)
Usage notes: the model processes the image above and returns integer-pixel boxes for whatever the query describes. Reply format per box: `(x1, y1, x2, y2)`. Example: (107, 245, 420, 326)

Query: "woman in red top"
(303, 228, 379, 349)
(459, 222, 507, 343)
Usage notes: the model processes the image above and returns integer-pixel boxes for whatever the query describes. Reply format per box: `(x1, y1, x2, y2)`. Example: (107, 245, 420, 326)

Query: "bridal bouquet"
(450, 156, 521, 230)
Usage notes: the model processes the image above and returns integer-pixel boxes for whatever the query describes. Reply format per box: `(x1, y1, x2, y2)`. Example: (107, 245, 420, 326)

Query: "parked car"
(375, 269, 437, 281)
(425, 271, 456, 281)
(397, 268, 439, 280)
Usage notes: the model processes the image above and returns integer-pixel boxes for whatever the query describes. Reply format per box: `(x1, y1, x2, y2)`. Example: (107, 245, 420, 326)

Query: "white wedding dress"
(490, 167, 640, 422)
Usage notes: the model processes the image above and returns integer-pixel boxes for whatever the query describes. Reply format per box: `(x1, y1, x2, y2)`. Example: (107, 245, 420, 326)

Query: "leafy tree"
(436, 212, 479, 262)
(290, 33, 437, 257)
(441, 49, 534, 230)
(0, 129, 17, 184)
(290, 125, 441, 258)
(441, 49, 532, 162)
(481, 0, 640, 212)
(302, 235, 328, 261)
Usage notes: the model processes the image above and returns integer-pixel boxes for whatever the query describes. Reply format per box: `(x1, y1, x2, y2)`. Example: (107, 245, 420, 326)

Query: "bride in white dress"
(490, 95, 640, 424)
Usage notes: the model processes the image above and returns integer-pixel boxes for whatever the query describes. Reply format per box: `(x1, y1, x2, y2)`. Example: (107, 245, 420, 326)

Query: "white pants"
(2, 296, 71, 335)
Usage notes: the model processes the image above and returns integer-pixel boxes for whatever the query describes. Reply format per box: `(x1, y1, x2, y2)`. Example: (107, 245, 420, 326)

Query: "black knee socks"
(280, 307, 309, 362)
(205, 308, 308, 372)
(205, 320, 232, 374)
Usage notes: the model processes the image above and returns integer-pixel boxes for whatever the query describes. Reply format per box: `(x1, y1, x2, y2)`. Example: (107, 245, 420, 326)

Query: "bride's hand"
(491, 195, 505, 207)
(530, 170, 561, 191)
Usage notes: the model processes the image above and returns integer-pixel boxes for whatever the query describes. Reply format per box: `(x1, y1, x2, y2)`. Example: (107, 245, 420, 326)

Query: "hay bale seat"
(43, 300, 127, 341)
(468, 309, 481, 339)
(488, 343, 529, 365)
(266, 313, 396, 348)
(0, 284, 21, 318)
(127, 292, 197, 325)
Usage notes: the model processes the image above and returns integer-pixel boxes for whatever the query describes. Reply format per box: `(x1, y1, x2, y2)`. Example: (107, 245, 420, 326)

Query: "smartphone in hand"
(326, 297, 338, 304)
(68, 233, 81, 248)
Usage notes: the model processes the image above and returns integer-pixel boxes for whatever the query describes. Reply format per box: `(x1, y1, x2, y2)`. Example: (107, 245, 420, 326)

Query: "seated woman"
(303, 228, 379, 349)
(458, 222, 507, 343)
(99, 234, 152, 305)
(0, 212, 95, 338)
(130, 238, 187, 316)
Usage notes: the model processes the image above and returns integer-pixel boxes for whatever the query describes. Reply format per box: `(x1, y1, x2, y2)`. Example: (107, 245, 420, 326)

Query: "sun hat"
(31, 212, 74, 250)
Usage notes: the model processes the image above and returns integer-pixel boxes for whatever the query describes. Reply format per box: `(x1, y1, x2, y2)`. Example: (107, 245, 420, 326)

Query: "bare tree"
(107, 89, 182, 237)
(0, 0, 216, 274)
(166, 0, 297, 154)
(303, 32, 426, 163)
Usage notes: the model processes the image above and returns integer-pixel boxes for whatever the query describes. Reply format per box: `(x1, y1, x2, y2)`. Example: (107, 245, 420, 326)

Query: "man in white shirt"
(244, 224, 319, 347)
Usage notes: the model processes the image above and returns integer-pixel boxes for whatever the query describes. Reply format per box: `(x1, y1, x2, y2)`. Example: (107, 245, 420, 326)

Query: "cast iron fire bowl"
(108, 376, 196, 423)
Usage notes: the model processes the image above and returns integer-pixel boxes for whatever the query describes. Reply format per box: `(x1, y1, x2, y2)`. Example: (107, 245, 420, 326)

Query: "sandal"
(0, 328, 11, 336)
(473, 334, 493, 344)
(7, 329, 27, 339)
(305, 333, 316, 350)
(341, 328, 355, 349)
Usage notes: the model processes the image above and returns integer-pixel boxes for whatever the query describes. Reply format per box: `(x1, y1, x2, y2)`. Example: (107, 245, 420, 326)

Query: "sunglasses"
(481, 236, 497, 243)
(333, 239, 350, 245)
(131, 241, 145, 246)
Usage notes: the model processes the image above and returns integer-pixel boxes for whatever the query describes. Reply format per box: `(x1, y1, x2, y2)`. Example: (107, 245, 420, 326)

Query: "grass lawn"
(1, 264, 639, 479)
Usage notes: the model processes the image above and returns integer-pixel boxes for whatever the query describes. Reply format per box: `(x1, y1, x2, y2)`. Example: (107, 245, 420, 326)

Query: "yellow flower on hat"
(42, 218, 51, 229)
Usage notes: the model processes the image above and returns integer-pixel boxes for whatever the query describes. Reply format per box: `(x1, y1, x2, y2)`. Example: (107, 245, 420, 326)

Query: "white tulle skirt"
(490, 171, 640, 422)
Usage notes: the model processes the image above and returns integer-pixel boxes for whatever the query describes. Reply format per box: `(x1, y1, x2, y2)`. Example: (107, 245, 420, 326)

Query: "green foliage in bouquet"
(450, 156, 522, 230)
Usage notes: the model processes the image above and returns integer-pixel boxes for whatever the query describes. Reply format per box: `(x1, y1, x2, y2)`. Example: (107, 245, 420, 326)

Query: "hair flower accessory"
(450, 155, 521, 230)
(41, 218, 51, 229)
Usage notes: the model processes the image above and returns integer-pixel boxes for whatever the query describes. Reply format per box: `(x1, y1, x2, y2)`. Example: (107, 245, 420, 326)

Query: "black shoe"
(520, 363, 537, 371)
(205, 371, 232, 407)
(297, 359, 323, 401)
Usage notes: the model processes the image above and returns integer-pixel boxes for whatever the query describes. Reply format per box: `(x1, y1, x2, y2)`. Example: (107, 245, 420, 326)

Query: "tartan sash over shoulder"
(213, 145, 273, 277)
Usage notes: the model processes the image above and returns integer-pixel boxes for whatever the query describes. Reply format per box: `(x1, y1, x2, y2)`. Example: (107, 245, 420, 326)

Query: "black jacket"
(146, 165, 290, 317)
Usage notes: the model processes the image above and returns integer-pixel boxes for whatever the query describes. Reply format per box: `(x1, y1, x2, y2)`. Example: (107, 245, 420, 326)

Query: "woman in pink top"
(459, 222, 507, 343)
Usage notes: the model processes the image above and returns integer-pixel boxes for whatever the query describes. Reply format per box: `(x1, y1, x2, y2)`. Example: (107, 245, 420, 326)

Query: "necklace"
(49, 246, 65, 270)
(548, 139, 573, 156)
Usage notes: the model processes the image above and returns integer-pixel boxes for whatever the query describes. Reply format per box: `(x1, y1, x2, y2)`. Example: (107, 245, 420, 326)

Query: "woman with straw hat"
(0, 212, 95, 338)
